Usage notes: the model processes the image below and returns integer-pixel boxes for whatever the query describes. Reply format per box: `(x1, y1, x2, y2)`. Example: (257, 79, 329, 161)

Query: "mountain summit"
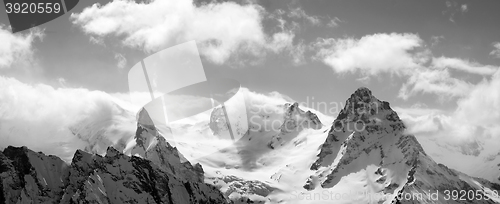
(306, 87, 500, 203)
(1, 87, 499, 204)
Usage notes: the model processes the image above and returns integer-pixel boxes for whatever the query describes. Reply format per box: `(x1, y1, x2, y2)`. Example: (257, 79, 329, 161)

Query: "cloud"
(0, 76, 137, 161)
(71, 0, 295, 65)
(461, 4, 468, 13)
(443, 1, 468, 23)
(288, 7, 321, 26)
(398, 69, 473, 100)
(0, 74, 306, 162)
(454, 70, 500, 130)
(314, 32, 498, 100)
(313, 33, 425, 75)
(490, 42, 500, 58)
(289, 41, 307, 65)
(396, 109, 446, 135)
(430, 35, 444, 47)
(114, 53, 127, 69)
(431, 56, 499, 75)
(0, 25, 43, 69)
(327, 17, 342, 28)
(58, 77, 67, 87)
(398, 70, 500, 143)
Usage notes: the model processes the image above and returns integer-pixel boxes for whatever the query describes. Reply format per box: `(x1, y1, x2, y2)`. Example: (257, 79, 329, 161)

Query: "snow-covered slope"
(305, 87, 500, 204)
(163, 97, 328, 202)
(170, 87, 500, 204)
(2, 87, 499, 204)
(417, 135, 500, 184)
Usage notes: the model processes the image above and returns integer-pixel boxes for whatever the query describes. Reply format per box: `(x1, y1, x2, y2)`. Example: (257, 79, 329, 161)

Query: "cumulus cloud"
(0, 76, 137, 161)
(314, 33, 425, 75)
(71, 0, 295, 65)
(314, 32, 499, 100)
(0, 25, 43, 69)
(490, 42, 500, 58)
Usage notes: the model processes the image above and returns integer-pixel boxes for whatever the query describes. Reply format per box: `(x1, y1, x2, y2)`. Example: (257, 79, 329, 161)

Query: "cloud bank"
(397, 69, 500, 143)
(0, 76, 137, 161)
(0, 74, 311, 162)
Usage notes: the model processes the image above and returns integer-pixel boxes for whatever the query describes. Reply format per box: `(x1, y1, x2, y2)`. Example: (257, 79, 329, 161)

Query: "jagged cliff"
(0, 107, 229, 204)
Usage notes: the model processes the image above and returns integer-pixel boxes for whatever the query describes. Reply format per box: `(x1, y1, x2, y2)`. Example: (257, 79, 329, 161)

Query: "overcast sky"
(1, 0, 500, 148)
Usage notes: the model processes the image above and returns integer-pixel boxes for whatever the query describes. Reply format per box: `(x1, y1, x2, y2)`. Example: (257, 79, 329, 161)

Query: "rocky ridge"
(0, 107, 229, 204)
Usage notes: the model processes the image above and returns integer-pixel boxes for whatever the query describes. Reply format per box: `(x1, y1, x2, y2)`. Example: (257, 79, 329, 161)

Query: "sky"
(0, 0, 500, 153)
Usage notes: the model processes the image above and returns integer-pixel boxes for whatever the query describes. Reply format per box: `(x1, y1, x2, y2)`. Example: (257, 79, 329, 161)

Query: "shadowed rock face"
(280, 102, 322, 134)
(0, 146, 69, 204)
(132, 108, 205, 183)
(0, 145, 229, 204)
(0, 108, 229, 204)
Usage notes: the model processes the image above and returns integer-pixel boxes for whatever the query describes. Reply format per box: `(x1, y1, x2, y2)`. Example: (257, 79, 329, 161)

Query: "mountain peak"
(334, 87, 399, 125)
(105, 146, 121, 158)
(282, 102, 322, 132)
(349, 87, 375, 104)
(354, 87, 373, 97)
(137, 107, 156, 130)
(311, 86, 405, 171)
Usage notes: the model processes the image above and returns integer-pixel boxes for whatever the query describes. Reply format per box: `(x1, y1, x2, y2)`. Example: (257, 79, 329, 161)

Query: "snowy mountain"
(1, 87, 499, 204)
(177, 87, 500, 204)
(0, 108, 229, 204)
(306, 87, 500, 204)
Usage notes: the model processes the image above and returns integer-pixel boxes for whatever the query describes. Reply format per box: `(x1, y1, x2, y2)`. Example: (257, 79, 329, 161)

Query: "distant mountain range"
(1, 87, 499, 204)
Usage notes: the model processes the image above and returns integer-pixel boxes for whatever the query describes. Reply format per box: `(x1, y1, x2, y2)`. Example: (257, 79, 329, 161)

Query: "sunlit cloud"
(313, 32, 498, 101)
(71, 0, 297, 65)
(313, 33, 425, 75)
(0, 76, 138, 161)
(398, 70, 500, 143)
